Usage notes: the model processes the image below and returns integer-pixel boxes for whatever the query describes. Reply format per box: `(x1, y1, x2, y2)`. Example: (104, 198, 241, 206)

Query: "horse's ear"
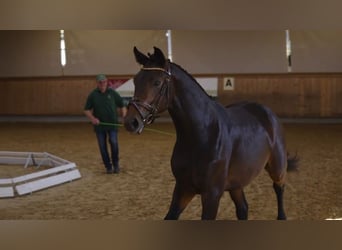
(134, 46, 149, 66)
(153, 46, 166, 66)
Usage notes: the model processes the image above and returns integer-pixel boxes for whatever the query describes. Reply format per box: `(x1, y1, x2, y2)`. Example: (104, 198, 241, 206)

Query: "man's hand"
(84, 110, 100, 125)
(91, 117, 100, 125)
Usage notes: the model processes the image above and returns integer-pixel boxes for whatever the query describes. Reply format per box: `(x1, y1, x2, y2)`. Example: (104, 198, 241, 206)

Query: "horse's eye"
(153, 80, 162, 86)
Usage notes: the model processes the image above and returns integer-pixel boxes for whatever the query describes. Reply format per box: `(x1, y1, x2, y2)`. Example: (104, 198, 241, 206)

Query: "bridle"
(129, 62, 172, 125)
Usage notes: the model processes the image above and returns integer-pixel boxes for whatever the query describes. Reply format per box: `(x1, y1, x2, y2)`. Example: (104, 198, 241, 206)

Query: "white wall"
(1, 30, 342, 77)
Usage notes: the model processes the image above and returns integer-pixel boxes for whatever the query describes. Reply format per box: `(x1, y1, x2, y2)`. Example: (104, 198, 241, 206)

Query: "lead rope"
(98, 122, 175, 137)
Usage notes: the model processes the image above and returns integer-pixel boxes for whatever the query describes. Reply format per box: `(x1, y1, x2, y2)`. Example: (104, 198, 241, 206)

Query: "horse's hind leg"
(266, 142, 288, 220)
(273, 182, 286, 220)
(229, 189, 248, 220)
(164, 182, 195, 220)
(266, 164, 288, 220)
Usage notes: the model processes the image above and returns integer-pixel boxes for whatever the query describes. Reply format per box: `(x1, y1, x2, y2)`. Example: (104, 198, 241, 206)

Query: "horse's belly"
(225, 163, 265, 190)
(225, 141, 270, 189)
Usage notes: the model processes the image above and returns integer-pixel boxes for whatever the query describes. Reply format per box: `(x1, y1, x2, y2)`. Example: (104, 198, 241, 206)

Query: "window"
(166, 30, 173, 61)
(60, 30, 66, 68)
(286, 30, 292, 72)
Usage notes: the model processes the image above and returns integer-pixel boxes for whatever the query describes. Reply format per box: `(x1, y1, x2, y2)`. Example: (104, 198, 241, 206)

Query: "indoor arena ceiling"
(1, 0, 342, 30)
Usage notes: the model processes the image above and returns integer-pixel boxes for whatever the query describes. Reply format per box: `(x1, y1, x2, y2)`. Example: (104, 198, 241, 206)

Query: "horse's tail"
(287, 153, 299, 172)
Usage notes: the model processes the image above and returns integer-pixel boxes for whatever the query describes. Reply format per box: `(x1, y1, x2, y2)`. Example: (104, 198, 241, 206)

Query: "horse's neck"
(168, 65, 215, 134)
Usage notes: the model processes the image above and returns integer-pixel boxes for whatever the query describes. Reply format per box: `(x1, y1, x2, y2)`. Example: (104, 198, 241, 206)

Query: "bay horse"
(124, 46, 298, 220)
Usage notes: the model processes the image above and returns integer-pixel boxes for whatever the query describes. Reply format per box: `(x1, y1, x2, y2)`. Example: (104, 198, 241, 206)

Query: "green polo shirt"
(84, 88, 125, 131)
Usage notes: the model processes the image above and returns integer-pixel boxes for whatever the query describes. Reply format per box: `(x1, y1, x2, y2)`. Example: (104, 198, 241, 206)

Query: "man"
(84, 74, 127, 174)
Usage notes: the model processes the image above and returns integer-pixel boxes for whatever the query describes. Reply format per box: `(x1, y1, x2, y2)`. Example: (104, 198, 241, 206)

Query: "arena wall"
(1, 30, 342, 118)
(0, 73, 341, 118)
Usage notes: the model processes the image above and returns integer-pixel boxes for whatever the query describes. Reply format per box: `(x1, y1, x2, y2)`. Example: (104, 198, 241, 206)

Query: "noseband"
(129, 64, 171, 125)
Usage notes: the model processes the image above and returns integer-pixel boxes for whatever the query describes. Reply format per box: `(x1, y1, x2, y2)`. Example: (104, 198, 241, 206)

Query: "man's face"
(97, 79, 108, 93)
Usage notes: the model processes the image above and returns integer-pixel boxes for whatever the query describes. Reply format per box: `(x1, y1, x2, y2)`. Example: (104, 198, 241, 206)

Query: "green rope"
(99, 122, 124, 127)
(99, 122, 175, 137)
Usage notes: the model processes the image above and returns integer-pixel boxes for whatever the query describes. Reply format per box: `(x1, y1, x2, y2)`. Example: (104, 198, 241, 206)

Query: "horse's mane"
(143, 50, 213, 99)
(171, 62, 214, 99)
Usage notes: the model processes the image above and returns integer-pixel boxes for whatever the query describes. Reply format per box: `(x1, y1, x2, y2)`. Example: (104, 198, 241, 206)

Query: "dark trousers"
(95, 129, 119, 170)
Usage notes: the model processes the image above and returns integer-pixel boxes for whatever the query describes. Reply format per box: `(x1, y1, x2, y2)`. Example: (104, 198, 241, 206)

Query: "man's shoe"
(113, 166, 120, 174)
(106, 168, 114, 174)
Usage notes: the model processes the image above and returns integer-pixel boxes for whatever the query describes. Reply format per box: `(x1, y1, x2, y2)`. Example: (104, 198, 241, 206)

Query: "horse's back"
(225, 101, 281, 144)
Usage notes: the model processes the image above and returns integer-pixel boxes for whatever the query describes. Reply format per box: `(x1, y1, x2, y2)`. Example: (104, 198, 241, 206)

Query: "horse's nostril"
(124, 117, 140, 132)
(131, 118, 139, 129)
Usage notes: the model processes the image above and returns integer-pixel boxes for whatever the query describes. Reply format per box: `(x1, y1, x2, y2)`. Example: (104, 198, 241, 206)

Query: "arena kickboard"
(0, 151, 81, 197)
(15, 169, 81, 195)
(12, 163, 76, 184)
(0, 187, 14, 198)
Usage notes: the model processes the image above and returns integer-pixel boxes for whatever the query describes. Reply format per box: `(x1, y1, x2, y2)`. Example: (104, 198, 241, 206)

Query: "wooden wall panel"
(1, 74, 342, 118)
(0, 77, 97, 115)
(218, 73, 342, 118)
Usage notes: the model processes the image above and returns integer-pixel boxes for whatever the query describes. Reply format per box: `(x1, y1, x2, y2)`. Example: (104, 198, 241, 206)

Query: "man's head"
(96, 74, 108, 93)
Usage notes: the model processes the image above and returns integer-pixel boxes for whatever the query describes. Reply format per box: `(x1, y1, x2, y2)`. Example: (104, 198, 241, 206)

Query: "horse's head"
(124, 47, 173, 134)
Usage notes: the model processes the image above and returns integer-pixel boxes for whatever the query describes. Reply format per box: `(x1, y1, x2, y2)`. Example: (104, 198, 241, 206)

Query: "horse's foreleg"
(164, 183, 195, 220)
(229, 189, 248, 220)
(200, 190, 222, 220)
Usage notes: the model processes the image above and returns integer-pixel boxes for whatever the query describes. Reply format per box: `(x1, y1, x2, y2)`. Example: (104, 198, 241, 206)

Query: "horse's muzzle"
(124, 116, 145, 134)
